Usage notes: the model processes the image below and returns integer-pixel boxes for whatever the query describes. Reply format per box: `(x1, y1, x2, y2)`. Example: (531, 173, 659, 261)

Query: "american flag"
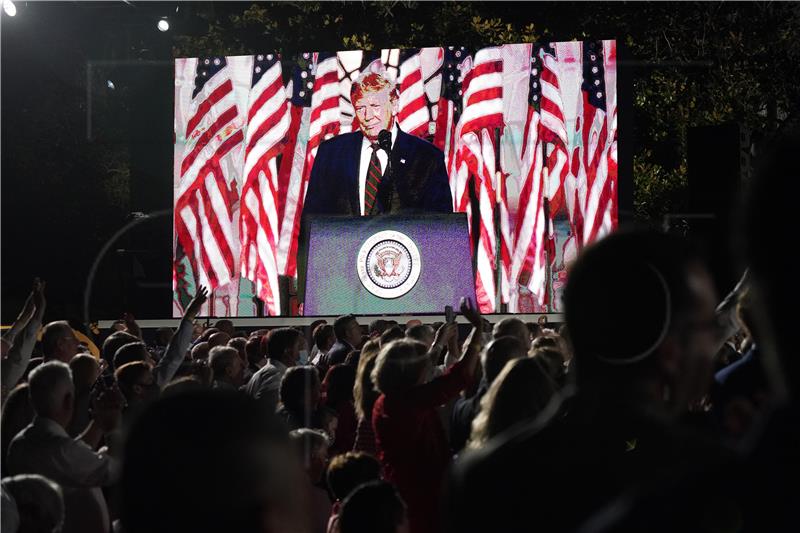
(174, 57, 243, 295)
(581, 40, 617, 244)
(433, 45, 471, 211)
(275, 54, 313, 278)
(277, 52, 341, 278)
(239, 53, 289, 316)
(539, 45, 570, 220)
(453, 46, 505, 313)
(510, 44, 548, 311)
(397, 48, 430, 138)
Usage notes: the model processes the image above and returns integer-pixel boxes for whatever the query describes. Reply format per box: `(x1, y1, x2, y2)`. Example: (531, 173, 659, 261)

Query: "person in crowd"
(277, 366, 323, 431)
(450, 336, 527, 453)
(302, 71, 452, 217)
(114, 361, 158, 423)
(338, 480, 409, 533)
(468, 355, 562, 449)
(406, 325, 435, 350)
(372, 300, 482, 533)
(368, 319, 390, 339)
(736, 134, 800, 530)
(447, 230, 726, 533)
(531, 346, 569, 387)
(122, 390, 308, 533)
(322, 364, 358, 456)
(289, 428, 332, 533)
(710, 287, 769, 441)
(24, 320, 81, 379)
(245, 334, 266, 374)
(353, 340, 382, 455)
(307, 320, 328, 362)
(227, 337, 252, 382)
(1, 384, 34, 477)
(191, 341, 210, 361)
(325, 452, 382, 533)
(208, 346, 245, 391)
(66, 354, 101, 437)
(492, 318, 533, 352)
(1, 473, 64, 533)
(525, 322, 541, 342)
(100, 331, 139, 373)
(160, 376, 205, 396)
(110, 287, 208, 390)
(7, 361, 123, 533)
(379, 326, 405, 347)
(113, 342, 154, 371)
(147, 327, 175, 361)
(213, 319, 235, 338)
(2, 278, 46, 401)
(207, 331, 231, 349)
(326, 315, 363, 370)
(311, 324, 336, 368)
(245, 328, 306, 412)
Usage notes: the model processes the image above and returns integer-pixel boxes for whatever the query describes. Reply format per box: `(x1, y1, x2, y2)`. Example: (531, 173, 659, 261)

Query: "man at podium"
(303, 72, 453, 217)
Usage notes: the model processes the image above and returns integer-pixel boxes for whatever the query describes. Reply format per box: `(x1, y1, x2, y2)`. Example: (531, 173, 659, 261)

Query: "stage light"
(157, 18, 169, 32)
(3, 0, 17, 17)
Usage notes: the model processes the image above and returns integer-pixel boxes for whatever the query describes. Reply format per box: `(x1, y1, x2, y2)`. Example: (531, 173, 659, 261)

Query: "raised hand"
(184, 285, 209, 321)
(433, 321, 458, 349)
(459, 296, 482, 329)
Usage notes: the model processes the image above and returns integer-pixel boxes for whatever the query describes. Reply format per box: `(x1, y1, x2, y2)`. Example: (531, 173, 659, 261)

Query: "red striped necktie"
(364, 144, 382, 215)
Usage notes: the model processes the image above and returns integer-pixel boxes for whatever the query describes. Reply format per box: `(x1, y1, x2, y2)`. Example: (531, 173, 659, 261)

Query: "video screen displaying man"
(303, 72, 453, 217)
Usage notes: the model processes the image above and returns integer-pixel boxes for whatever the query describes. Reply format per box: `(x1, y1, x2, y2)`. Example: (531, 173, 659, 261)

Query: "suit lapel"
(345, 132, 363, 215)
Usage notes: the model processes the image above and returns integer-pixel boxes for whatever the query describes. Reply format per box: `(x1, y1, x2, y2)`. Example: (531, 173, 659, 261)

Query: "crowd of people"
(1, 137, 798, 532)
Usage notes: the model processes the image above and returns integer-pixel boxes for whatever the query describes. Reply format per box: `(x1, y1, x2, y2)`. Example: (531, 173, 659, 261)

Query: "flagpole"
(494, 126, 504, 314)
(542, 140, 551, 313)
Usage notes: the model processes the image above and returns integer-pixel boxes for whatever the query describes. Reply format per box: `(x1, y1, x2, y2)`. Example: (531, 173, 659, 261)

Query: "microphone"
(378, 129, 392, 153)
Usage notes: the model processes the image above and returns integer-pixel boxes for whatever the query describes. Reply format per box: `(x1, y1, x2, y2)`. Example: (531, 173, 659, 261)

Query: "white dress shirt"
(7, 417, 120, 533)
(358, 124, 398, 215)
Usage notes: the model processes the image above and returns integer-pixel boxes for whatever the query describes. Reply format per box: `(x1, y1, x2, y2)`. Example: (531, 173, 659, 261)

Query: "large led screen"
(173, 41, 618, 316)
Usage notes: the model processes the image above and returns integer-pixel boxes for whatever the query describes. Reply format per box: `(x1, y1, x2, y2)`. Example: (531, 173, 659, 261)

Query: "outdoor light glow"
(3, 0, 17, 17)
(157, 19, 169, 32)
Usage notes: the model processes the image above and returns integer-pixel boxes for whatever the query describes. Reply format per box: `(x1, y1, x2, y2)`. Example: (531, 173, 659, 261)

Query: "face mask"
(298, 350, 309, 365)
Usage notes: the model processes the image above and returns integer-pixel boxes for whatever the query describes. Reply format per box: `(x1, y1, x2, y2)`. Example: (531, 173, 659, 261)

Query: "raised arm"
(2, 279, 46, 396)
(153, 286, 208, 387)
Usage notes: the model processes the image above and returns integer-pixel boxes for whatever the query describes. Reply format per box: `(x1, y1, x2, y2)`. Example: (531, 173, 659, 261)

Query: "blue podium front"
(302, 213, 476, 316)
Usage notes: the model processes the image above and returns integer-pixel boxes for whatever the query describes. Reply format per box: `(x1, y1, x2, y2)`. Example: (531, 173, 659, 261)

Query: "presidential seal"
(357, 230, 421, 299)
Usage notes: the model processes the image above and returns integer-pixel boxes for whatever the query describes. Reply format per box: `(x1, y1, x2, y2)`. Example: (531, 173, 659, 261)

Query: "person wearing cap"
(447, 230, 728, 533)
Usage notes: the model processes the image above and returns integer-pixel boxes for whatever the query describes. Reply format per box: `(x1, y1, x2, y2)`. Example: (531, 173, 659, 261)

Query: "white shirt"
(7, 417, 120, 533)
(358, 124, 398, 215)
(243, 359, 288, 412)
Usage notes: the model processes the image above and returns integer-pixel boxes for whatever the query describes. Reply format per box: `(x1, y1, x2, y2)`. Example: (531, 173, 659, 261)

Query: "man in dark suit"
(303, 72, 452, 216)
(319, 315, 362, 376)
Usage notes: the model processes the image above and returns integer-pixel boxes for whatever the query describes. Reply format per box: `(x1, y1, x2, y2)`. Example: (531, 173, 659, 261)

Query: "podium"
(302, 213, 476, 316)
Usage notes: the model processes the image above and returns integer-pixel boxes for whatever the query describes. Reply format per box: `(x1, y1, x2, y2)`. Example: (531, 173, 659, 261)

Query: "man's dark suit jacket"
(303, 129, 453, 216)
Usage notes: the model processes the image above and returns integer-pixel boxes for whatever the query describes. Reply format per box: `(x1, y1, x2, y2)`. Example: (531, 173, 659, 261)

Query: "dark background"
(2, 1, 798, 323)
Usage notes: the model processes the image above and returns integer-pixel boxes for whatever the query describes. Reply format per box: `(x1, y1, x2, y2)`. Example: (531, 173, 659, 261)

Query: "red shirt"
(372, 360, 470, 533)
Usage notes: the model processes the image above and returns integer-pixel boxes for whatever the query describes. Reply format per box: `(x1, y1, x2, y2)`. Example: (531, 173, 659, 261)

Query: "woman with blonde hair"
(352, 339, 381, 455)
(468, 355, 561, 449)
(371, 298, 483, 533)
